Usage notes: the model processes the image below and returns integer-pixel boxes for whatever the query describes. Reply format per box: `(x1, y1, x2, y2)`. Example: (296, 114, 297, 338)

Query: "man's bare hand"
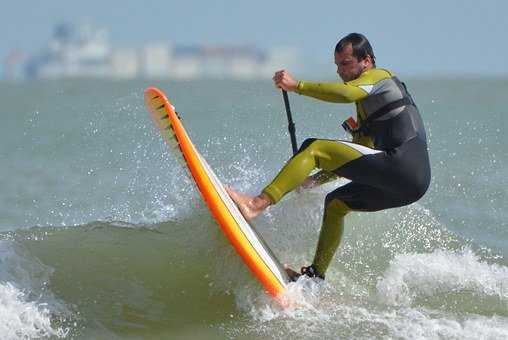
(273, 70, 298, 92)
(296, 176, 317, 193)
(301, 176, 317, 189)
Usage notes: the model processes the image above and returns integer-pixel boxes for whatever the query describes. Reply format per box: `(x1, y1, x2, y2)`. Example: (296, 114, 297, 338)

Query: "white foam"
(377, 248, 508, 306)
(228, 252, 508, 339)
(345, 306, 508, 340)
(267, 276, 329, 321)
(0, 240, 69, 339)
(231, 276, 333, 338)
(0, 282, 67, 339)
(234, 281, 508, 339)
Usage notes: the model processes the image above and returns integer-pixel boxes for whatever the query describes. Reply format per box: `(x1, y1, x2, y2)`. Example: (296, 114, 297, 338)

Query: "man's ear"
(362, 55, 373, 68)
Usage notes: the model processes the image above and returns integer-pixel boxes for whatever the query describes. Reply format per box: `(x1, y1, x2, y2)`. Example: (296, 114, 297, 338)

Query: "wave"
(377, 248, 508, 312)
(1, 187, 507, 338)
(0, 240, 69, 339)
(0, 282, 67, 339)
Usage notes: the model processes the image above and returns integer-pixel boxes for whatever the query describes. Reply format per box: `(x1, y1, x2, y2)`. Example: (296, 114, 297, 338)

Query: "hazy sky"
(1, 0, 507, 77)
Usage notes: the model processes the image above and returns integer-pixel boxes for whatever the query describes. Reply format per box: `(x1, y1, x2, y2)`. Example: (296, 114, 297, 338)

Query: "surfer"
(226, 33, 431, 281)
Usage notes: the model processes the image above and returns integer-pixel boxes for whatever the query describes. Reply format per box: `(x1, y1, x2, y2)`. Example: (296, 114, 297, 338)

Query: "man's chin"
(341, 73, 362, 82)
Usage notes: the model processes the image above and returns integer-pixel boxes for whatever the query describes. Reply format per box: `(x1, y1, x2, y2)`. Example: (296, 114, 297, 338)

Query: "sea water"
(0, 77, 507, 339)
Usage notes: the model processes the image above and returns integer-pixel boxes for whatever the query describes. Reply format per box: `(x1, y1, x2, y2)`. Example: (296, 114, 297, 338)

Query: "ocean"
(0, 77, 507, 339)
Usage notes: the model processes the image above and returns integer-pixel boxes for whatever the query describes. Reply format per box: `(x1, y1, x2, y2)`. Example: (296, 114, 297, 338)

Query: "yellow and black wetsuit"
(262, 68, 431, 278)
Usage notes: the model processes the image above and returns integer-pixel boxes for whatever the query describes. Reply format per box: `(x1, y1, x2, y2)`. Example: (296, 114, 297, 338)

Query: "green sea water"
(0, 77, 507, 339)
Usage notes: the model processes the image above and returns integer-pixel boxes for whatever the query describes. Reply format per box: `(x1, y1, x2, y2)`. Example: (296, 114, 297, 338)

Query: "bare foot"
(225, 186, 271, 221)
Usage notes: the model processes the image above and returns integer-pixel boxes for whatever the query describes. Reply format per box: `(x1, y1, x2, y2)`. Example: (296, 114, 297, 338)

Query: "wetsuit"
(262, 68, 431, 277)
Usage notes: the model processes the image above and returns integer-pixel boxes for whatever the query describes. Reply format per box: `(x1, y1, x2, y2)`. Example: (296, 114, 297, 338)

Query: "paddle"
(282, 90, 298, 155)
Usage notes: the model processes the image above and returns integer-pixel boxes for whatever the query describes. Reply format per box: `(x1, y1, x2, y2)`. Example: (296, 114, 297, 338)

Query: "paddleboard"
(144, 87, 290, 302)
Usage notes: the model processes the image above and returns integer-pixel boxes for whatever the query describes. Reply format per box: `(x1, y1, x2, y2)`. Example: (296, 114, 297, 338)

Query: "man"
(226, 33, 430, 281)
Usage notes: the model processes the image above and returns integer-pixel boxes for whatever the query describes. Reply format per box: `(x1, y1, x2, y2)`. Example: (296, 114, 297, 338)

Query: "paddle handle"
(282, 90, 298, 155)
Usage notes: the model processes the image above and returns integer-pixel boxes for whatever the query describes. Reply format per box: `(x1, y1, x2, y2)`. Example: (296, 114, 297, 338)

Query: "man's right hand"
(273, 70, 298, 91)
(301, 176, 317, 189)
(296, 176, 317, 193)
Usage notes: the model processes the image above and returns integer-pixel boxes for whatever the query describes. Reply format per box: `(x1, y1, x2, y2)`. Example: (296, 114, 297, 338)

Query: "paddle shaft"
(282, 90, 298, 155)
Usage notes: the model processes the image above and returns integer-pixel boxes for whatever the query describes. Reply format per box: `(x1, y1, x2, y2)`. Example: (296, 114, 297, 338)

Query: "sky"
(1, 0, 507, 77)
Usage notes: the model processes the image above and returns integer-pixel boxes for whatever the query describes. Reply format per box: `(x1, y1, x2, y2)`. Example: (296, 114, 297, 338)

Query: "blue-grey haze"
(1, 0, 507, 77)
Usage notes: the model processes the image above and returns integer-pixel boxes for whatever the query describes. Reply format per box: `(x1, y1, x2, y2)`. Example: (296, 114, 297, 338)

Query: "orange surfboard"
(144, 87, 289, 302)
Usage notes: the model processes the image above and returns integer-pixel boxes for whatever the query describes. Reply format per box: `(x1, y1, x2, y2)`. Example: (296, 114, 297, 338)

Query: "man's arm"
(272, 69, 367, 104)
(295, 81, 368, 103)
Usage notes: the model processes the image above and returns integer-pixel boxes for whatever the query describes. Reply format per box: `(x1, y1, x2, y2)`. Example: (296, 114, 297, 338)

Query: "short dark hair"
(335, 33, 376, 66)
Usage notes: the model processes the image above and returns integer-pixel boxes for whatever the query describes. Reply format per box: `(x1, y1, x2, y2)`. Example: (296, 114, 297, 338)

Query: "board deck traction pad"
(144, 87, 290, 300)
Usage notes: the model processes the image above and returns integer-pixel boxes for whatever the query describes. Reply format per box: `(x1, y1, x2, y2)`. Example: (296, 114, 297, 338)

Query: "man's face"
(334, 44, 369, 82)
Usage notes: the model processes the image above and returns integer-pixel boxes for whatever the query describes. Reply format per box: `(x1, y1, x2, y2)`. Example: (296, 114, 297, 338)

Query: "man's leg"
(262, 139, 368, 203)
(312, 198, 350, 276)
(285, 193, 351, 281)
(307, 182, 402, 278)
(227, 138, 381, 221)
